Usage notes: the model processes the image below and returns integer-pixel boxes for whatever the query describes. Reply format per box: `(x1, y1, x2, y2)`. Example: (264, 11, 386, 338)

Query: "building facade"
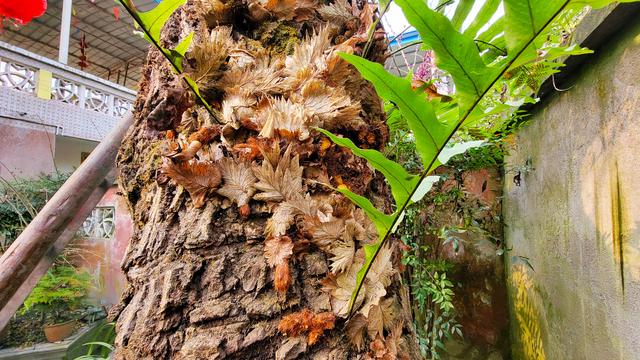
(0, 40, 135, 306)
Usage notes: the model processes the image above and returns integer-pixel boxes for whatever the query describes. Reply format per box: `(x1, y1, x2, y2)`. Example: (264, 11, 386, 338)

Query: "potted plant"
(22, 265, 92, 342)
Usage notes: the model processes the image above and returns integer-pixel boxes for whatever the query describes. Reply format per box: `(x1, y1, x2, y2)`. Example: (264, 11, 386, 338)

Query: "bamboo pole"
(0, 113, 133, 323)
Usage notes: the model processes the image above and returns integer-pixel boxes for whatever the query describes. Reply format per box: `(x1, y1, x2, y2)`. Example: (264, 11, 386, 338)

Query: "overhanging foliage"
(321, 0, 635, 315)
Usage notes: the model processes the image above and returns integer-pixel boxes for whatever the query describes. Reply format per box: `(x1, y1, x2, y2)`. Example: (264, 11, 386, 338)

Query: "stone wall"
(503, 16, 640, 360)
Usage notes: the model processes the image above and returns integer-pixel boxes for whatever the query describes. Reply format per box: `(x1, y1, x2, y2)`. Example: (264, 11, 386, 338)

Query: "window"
(80, 206, 115, 239)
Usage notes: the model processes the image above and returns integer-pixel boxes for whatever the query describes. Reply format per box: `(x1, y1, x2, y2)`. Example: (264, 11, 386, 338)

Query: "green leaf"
(166, 32, 194, 72)
(130, 0, 186, 43)
(503, 0, 565, 54)
(395, 0, 500, 109)
(338, 53, 449, 165)
(411, 176, 441, 203)
(184, 75, 215, 114)
(334, 187, 393, 240)
(386, 103, 406, 132)
(318, 128, 419, 206)
(451, 0, 475, 30)
(542, 44, 593, 62)
(337, 0, 633, 318)
(118, 0, 191, 74)
(82, 342, 115, 351)
(428, 140, 485, 172)
(378, 0, 391, 9)
(464, 0, 501, 37)
(476, 18, 504, 44)
(352, 242, 381, 309)
(573, 0, 640, 8)
(438, 140, 485, 164)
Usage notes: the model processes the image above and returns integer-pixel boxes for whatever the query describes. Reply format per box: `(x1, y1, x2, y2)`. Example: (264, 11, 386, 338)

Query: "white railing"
(0, 41, 135, 118)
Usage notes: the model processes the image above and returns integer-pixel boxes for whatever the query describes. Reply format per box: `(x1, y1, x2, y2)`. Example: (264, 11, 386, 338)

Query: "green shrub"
(0, 173, 70, 250)
(23, 265, 92, 325)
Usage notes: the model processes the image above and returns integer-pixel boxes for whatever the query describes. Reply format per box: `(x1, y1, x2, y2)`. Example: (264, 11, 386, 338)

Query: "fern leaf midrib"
(347, 0, 573, 317)
(362, 65, 440, 150)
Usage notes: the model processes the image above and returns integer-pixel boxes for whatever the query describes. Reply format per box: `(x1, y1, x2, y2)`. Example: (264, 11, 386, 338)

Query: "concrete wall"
(0, 119, 57, 179)
(503, 18, 640, 360)
(76, 186, 131, 306)
(53, 135, 98, 174)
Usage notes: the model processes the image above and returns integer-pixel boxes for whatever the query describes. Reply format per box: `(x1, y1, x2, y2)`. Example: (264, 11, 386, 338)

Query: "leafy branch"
(321, 0, 632, 316)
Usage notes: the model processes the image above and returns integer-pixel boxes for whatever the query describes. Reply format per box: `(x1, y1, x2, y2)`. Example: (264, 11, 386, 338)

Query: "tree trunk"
(111, 1, 420, 358)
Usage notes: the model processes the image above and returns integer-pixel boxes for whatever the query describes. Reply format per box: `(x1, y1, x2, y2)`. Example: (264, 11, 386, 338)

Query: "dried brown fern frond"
(216, 157, 257, 209)
(194, 0, 232, 26)
(284, 26, 333, 84)
(232, 137, 263, 161)
(311, 219, 344, 251)
(265, 202, 297, 238)
(293, 79, 363, 130)
(186, 26, 234, 87)
(318, 0, 355, 27)
(294, 0, 318, 21)
(221, 86, 257, 129)
(248, 0, 318, 21)
(359, 245, 394, 317)
(159, 158, 222, 208)
(264, 0, 297, 20)
(256, 97, 311, 140)
(252, 144, 303, 202)
(221, 55, 285, 95)
(328, 235, 355, 274)
(278, 309, 336, 345)
(170, 126, 221, 162)
(365, 321, 407, 360)
(323, 37, 359, 87)
(346, 314, 368, 351)
(324, 258, 366, 317)
(264, 235, 294, 268)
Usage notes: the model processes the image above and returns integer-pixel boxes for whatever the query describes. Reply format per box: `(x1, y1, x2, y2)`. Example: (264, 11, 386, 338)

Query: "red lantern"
(0, 0, 47, 25)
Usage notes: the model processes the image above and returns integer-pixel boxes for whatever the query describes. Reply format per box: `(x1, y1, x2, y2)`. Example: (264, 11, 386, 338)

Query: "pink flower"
(0, 0, 47, 25)
(413, 51, 437, 83)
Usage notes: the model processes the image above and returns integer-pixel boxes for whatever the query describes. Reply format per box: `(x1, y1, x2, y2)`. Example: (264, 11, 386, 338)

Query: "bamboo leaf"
(395, 0, 500, 110)
(317, 128, 419, 206)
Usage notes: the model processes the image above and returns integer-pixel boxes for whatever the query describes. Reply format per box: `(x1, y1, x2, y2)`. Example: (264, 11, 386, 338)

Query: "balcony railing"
(0, 41, 135, 141)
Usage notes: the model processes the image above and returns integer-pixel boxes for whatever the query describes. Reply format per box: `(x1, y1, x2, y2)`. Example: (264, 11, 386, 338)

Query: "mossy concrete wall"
(503, 17, 640, 360)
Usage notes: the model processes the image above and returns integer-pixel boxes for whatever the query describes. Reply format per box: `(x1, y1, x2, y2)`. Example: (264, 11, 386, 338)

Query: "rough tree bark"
(111, 0, 420, 358)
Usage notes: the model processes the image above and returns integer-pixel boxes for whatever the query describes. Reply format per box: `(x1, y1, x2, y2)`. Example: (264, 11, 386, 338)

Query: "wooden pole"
(0, 175, 113, 331)
(0, 113, 133, 317)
